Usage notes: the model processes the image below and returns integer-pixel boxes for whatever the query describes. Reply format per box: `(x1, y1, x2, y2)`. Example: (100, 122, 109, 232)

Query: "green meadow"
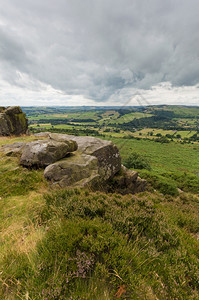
(110, 137, 199, 173)
(1, 106, 199, 299)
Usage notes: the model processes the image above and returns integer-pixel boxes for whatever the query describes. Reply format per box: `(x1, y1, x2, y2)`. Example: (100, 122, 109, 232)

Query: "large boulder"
(49, 133, 121, 180)
(40, 133, 121, 187)
(20, 138, 78, 167)
(0, 131, 147, 194)
(44, 153, 100, 188)
(0, 106, 28, 136)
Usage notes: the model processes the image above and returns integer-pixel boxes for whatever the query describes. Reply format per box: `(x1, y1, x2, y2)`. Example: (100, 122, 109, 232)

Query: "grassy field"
(27, 106, 199, 146)
(30, 124, 78, 130)
(109, 137, 199, 173)
(132, 128, 197, 138)
(164, 105, 199, 117)
(108, 112, 153, 124)
(28, 111, 101, 121)
(0, 135, 42, 146)
(0, 134, 199, 299)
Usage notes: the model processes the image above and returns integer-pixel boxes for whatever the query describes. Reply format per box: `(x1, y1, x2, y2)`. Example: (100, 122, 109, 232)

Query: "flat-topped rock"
(49, 133, 114, 153)
(20, 138, 78, 167)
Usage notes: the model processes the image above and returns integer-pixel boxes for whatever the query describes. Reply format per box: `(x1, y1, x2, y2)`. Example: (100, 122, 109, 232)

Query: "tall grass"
(0, 135, 198, 299)
(1, 188, 198, 299)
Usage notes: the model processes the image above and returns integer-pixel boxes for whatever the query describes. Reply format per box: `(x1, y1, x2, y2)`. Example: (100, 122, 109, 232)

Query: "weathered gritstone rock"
(109, 165, 147, 195)
(1, 131, 146, 194)
(0, 142, 26, 156)
(20, 138, 78, 167)
(0, 106, 28, 136)
(44, 153, 100, 187)
(49, 133, 121, 180)
(134, 176, 147, 193)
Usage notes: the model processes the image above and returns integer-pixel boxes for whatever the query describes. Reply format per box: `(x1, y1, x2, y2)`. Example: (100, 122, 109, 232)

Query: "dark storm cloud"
(0, 0, 199, 102)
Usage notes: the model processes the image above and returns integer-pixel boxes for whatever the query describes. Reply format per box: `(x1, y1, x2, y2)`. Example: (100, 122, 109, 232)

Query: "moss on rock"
(0, 106, 28, 136)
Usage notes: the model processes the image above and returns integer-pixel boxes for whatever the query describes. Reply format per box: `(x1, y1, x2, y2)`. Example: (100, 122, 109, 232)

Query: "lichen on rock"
(0, 131, 147, 194)
(0, 106, 28, 136)
(20, 138, 78, 168)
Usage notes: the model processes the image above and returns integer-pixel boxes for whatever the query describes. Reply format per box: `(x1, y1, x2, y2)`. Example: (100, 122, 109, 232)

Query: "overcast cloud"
(0, 0, 199, 106)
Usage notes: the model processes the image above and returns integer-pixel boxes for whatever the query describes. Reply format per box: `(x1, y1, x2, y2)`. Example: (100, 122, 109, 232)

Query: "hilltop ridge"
(0, 106, 198, 299)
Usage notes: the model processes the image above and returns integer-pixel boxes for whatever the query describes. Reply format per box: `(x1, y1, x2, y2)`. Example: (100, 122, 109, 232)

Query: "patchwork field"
(25, 105, 199, 144)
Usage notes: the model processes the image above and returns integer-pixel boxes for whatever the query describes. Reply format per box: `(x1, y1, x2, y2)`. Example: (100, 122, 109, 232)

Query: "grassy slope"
(109, 137, 199, 174)
(165, 106, 199, 118)
(0, 136, 198, 299)
(108, 112, 153, 124)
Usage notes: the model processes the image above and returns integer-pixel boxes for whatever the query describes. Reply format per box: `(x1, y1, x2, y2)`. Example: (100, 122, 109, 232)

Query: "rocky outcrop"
(0, 106, 28, 136)
(0, 132, 147, 194)
(41, 133, 121, 186)
(49, 133, 121, 180)
(20, 138, 78, 168)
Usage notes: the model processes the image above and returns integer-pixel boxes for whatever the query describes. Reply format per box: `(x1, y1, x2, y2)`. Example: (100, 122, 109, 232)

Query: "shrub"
(123, 152, 151, 170)
(162, 171, 199, 194)
(154, 136, 170, 143)
(140, 170, 179, 196)
(0, 157, 45, 197)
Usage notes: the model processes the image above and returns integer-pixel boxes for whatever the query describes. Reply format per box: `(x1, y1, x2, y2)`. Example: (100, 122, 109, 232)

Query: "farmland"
(23, 105, 199, 142)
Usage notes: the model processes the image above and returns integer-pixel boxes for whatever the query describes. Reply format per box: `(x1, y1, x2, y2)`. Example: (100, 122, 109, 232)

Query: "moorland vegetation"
(0, 105, 198, 299)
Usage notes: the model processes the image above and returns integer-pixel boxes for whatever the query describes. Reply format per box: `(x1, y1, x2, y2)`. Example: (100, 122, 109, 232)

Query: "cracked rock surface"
(20, 138, 78, 168)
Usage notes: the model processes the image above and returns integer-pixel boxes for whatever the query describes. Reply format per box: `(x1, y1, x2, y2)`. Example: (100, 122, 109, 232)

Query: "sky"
(0, 0, 199, 107)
